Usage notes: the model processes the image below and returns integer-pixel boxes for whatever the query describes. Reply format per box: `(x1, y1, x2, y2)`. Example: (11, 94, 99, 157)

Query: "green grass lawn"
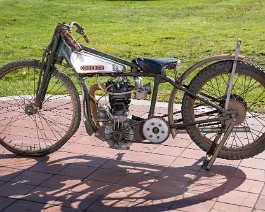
(1, 0, 265, 66)
(0, 0, 265, 100)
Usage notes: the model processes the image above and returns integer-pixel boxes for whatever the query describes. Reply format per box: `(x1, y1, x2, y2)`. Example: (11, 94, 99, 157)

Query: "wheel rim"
(0, 64, 76, 154)
(191, 71, 265, 150)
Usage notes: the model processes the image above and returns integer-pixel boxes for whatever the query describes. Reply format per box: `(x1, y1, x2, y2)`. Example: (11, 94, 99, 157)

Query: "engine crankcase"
(104, 116, 134, 150)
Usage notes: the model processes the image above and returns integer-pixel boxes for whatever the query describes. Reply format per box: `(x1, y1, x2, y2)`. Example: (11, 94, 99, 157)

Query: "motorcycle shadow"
(0, 152, 246, 211)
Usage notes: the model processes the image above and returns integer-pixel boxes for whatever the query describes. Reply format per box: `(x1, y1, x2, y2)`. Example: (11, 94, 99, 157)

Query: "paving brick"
(40, 174, 81, 190)
(149, 178, 188, 195)
(55, 191, 99, 210)
(74, 155, 109, 168)
(101, 159, 134, 170)
(152, 145, 184, 157)
(225, 177, 264, 194)
(217, 189, 259, 207)
(0, 153, 15, 161)
(10, 170, 53, 186)
(171, 194, 215, 212)
(43, 204, 77, 212)
(163, 135, 192, 148)
(255, 195, 265, 210)
(128, 188, 177, 209)
(198, 163, 237, 178)
(47, 151, 81, 165)
(118, 151, 150, 163)
(240, 158, 265, 170)
(212, 202, 252, 212)
(87, 168, 126, 184)
(143, 153, 176, 166)
(29, 161, 66, 174)
(22, 186, 66, 204)
(87, 198, 130, 212)
(261, 186, 265, 196)
(131, 163, 166, 177)
(2, 199, 46, 212)
(3, 157, 40, 170)
(117, 172, 156, 188)
(70, 179, 112, 196)
(180, 148, 206, 160)
(104, 184, 147, 200)
(233, 167, 265, 181)
(129, 142, 158, 153)
(170, 157, 203, 171)
(58, 164, 97, 179)
(160, 167, 198, 182)
(0, 166, 22, 181)
(88, 146, 121, 159)
(60, 142, 93, 154)
(127, 204, 169, 212)
(254, 151, 265, 160)
(177, 180, 225, 204)
(187, 141, 203, 150)
(215, 158, 242, 167)
(0, 197, 16, 211)
(74, 135, 104, 146)
(0, 182, 35, 198)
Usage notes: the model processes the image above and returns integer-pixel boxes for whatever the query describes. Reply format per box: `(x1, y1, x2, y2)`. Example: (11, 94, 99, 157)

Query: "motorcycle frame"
(36, 23, 244, 136)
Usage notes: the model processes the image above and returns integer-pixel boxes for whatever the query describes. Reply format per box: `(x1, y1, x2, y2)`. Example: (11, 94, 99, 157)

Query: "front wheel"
(181, 61, 265, 160)
(0, 60, 81, 156)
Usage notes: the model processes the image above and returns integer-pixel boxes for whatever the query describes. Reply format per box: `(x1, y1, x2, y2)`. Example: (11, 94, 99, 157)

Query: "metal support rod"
(148, 76, 161, 118)
(163, 75, 227, 114)
(225, 39, 241, 109)
(205, 119, 235, 170)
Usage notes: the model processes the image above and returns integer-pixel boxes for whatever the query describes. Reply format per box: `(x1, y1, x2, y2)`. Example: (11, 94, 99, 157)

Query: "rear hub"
(225, 95, 247, 126)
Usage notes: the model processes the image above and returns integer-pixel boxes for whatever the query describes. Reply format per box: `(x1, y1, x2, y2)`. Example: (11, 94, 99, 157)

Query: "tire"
(181, 60, 265, 160)
(0, 60, 81, 156)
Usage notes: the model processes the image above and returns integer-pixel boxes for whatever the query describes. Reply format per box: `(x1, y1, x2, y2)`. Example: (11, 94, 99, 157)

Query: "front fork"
(34, 61, 53, 109)
(34, 33, 61, 108)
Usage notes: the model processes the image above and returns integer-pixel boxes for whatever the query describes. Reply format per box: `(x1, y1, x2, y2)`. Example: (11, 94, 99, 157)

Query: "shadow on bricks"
(0, 154, 246, 211)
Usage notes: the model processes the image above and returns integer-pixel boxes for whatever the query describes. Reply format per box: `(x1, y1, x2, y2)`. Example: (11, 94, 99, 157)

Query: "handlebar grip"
(63, 31, 82, 51)
(83, 33, 90, 43)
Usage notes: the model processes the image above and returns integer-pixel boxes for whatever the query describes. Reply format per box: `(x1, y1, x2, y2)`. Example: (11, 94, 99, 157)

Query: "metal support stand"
(203, 39, 241, 170)
(203, 119, 235, 170)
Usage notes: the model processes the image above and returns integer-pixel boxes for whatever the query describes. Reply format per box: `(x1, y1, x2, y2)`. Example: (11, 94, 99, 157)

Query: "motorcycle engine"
(96, 77, 135, 149)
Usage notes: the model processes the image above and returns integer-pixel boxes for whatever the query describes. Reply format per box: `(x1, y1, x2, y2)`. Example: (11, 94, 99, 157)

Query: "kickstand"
(203, 119, 235, 170)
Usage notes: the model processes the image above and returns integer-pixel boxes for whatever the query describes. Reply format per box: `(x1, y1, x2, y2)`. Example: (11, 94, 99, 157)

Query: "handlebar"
(61, 22, 90, 51)
(69, 22, 90, 43)
(62, 30, 82, 51)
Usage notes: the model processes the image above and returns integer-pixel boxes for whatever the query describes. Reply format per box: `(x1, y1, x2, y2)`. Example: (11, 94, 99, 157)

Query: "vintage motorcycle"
(0, 22, 264, 169)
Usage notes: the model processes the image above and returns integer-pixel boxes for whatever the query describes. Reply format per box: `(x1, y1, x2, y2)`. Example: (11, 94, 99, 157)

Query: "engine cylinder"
(107, 78, 132, 115)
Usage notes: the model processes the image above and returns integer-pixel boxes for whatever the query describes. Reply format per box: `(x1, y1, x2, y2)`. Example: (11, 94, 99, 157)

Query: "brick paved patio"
(0, 103, 265, 211)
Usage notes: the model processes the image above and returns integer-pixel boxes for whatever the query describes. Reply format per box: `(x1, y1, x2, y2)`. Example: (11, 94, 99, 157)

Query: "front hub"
(25, 104, 38, 116)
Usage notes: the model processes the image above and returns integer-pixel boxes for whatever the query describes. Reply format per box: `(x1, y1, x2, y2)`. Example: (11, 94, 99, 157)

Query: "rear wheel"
(0, 60, 81, 156)
(181, 61, 265, 160)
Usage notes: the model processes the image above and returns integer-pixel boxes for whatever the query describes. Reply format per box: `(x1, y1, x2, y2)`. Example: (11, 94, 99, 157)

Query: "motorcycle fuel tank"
(70, 51, 126, 74)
